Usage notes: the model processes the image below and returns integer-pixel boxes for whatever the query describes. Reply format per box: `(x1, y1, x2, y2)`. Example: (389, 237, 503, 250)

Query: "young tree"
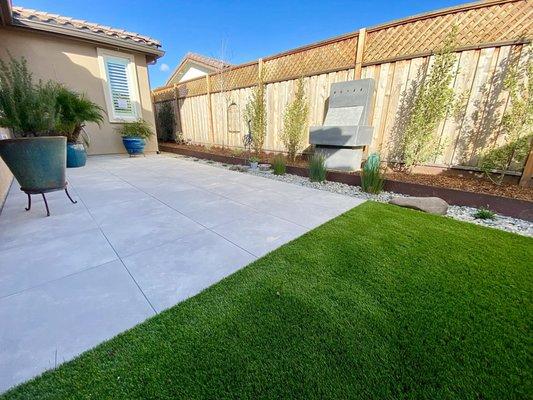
(401, 30, 458, 170)
(479, 46, 532, 185)
(244, 76, 266, 154)
(282, 78, 309, 161)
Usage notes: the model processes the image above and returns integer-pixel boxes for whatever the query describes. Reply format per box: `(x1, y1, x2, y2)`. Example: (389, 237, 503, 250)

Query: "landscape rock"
(389, 196, 449, 215)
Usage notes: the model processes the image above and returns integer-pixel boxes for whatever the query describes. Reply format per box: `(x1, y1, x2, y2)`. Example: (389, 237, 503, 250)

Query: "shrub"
(479, 46, 532, 185)
(309, 153, 327, 182)
(116, 119, 154, 139)
(0, 55, 58, 137)
(282, 78, 308, 161)
(244, 78, 266, 154)
(401, 30, 457, 170)
(54, 85, 104, 145)
(473, 207, 496, 220)
(361, 153, 384, 194)
(272, 154, 286, 175)
(157, 102, 176, 142)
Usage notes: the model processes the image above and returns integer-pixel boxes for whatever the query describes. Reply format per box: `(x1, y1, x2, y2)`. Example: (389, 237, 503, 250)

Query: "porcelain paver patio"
(0, 153, 365, 392)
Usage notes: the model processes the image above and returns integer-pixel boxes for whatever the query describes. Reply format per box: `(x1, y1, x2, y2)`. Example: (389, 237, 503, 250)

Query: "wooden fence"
(152, 0, 533, 177)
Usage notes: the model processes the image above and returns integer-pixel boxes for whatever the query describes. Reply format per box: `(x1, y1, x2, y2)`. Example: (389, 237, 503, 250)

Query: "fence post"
(173, 84, 181, 137)
(354, 28, 366, 79)
(258, 58, 263, 81)
(206, 75, 215, 144)
(519, 146, 533, 187)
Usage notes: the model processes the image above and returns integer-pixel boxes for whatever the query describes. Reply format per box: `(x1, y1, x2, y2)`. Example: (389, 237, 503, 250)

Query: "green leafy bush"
(473, 207, 496, 220)
(157, 102, 176, 142)
(54, 85, 104, 145)
(244, 77, 267, 154)
(401, 30, 457, 170)
(479, 46, 532, 185)
(309, 153, 327, 182)
(282, 78, 308, 161)
(0, 55, 58, 137)
(272, 154, 286, 175)
(361, 153, 384, 194)
(116, 119, 154, 139)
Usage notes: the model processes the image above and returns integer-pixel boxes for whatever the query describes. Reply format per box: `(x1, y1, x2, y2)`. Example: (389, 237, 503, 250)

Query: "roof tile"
(12, 6, 160, 48)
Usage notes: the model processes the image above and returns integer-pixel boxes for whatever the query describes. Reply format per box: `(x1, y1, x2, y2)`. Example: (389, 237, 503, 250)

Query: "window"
(227, 103, 240, 133)
(97, 49, 140, 122)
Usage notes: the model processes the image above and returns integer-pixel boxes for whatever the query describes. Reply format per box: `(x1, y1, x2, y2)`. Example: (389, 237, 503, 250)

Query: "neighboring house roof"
(0, 1, 163, 61)
(166, 52, 232, 85)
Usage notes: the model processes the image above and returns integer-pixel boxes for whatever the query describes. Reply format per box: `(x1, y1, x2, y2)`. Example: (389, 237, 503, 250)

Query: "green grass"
(3, 202, 532, 399)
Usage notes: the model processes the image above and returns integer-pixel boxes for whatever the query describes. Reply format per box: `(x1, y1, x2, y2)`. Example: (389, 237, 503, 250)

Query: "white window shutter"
(104, 57, 137, 119)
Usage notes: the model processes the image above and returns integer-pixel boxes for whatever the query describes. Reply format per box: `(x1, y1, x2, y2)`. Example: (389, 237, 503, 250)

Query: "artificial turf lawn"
(2, 202, 532, 399)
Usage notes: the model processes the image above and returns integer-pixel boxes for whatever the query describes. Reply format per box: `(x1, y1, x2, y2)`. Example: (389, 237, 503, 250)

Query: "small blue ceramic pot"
(66, 142, 87, 168)
(122, 137, 145, 156)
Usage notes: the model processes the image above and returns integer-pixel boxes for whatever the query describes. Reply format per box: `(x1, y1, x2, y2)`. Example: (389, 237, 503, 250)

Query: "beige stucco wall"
(0, 128, 12, 208)
(0, 28, 158, 155)
(0, 157, 10, 208)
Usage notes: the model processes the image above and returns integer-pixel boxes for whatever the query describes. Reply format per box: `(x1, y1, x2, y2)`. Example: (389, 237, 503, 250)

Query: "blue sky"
(15, 0, 465, 88)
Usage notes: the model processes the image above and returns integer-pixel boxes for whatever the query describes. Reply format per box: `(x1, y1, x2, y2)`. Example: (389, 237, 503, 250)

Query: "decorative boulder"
(389, 196, 448, 215)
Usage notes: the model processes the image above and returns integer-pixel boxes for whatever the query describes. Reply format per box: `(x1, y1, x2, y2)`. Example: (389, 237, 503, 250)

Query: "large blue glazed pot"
(0, 136, 66, 192)
(122, 137, 145, 156)
(66, 142, 87, 168)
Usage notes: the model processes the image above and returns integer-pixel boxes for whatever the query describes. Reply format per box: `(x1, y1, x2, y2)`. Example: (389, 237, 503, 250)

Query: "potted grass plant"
(249, 155, 260, 170)
(0, 56, 76, 216)
(54, 85, 104, 168)
(116, 119, 154, 156)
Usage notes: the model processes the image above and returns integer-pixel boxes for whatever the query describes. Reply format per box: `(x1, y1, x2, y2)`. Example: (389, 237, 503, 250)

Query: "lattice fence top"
(262, 36, 358, 83)
(153, 86, 175, 102)
(364, 0, 533, 63)
(211, 62, 259, 93)
(152, 0, 531, 101)
(176, 77, 208, 98)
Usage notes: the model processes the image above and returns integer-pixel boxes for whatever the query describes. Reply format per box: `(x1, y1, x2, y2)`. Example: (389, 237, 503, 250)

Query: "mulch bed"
(161, 142, 532, 202)
(386, 171, 532, 202)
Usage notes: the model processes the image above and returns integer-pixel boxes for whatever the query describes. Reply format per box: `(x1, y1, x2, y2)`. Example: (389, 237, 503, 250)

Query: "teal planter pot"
(67, 142, 87, 168)
(0, 137, 66, 191)
(0, 136, 77, 216)
(122, 137, 146, 156)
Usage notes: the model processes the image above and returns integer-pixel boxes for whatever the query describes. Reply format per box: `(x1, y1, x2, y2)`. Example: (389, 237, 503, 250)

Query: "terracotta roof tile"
(12, 6, 160, 48)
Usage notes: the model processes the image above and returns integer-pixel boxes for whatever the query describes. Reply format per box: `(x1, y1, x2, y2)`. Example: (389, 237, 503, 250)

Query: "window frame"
(97, 48, 141, 123)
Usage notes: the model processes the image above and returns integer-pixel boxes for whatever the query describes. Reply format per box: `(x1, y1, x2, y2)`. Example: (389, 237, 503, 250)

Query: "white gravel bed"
(178, 155, 533, 237)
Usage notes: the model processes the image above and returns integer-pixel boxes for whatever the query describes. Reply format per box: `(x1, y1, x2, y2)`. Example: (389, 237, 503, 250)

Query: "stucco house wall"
(0, 28, 158, 156)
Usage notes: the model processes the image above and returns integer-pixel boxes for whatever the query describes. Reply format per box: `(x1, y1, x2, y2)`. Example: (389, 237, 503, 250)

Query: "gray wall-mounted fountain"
(309, 79, 375, 171)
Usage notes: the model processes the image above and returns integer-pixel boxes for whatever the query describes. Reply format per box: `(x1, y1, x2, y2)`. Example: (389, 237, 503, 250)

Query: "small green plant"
(282, 78, 309, 161)
(54, 85, 104, 145)
(479, 46, 532, 185)
(116, 119, 154, 139)
(473, 207, 496, 220)
(244, 76, 267, 154)
(361, 153, 384, 194)
(401, 29, 458, 170)
(272, 154, 286, 175)
(232, 148, 244, 157)
(0, 55, 58, 137)
(249, 155, 260, 163)
(157, 102, 175, 142)
(309, 153, 327, 182)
